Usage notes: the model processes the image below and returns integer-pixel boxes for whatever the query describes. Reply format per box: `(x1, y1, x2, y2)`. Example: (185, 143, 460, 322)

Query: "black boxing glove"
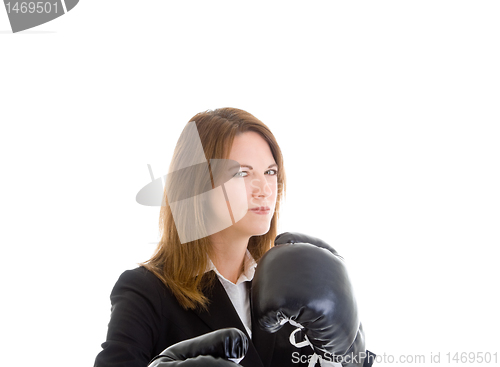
(252, 232, 372, 367)
(148, 328, 248, 366)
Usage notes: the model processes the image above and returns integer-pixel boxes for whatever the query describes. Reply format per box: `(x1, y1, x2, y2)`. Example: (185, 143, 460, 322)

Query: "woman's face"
(214, 131, 278, 238)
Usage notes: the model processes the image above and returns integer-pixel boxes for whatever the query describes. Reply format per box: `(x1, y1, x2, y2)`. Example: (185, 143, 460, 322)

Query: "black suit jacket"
(94, 266, 315, 367)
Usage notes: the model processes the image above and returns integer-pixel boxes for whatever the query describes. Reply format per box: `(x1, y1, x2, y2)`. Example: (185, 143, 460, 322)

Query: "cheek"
(222, 177, 249, 222)
(202, 187, 233, 234)
(268, 179, 278, 202)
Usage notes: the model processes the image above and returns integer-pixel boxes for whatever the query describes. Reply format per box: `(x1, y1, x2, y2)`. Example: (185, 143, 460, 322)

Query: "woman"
(94, 108, 308, 366)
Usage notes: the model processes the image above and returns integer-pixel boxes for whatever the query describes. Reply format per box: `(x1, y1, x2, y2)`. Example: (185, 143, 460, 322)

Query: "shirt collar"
(206, 249, 258, 285)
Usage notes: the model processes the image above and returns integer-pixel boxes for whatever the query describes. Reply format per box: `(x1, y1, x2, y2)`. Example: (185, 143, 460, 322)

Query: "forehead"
(229, 131, 274, 161)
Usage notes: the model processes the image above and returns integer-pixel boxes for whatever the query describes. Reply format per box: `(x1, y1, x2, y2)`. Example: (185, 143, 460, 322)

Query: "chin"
(250, 224, 272, 237)
(234, 223, 271, 238)
(234, 214, 273, 237)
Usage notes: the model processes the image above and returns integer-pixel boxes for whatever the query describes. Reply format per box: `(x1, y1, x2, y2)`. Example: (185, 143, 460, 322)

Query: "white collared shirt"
(206, 250, 257, 339)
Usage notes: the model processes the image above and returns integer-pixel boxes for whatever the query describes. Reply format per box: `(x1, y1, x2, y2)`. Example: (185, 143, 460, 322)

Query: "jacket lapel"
(193, 271, 271, 367)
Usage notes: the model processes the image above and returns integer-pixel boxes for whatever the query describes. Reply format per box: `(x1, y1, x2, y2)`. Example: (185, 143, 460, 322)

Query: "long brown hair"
(140, 108, 286, 310)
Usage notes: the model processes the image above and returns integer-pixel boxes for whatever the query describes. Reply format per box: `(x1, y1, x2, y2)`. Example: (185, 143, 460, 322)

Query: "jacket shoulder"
(94, 267, 169, 367)
(114, 266, 163, 288)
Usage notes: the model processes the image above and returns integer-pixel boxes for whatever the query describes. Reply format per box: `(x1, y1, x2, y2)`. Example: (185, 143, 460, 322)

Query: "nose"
(250, 174, 272, 199)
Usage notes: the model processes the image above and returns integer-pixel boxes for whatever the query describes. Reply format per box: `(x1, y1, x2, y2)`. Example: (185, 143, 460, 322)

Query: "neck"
(209, 231, 250, 284)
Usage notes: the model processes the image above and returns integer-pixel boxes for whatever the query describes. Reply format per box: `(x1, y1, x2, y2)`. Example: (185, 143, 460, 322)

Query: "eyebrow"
(239, 163, 278, 170)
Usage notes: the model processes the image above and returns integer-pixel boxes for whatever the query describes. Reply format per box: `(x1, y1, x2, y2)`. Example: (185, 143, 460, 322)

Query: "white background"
(1, 1, 499, 366)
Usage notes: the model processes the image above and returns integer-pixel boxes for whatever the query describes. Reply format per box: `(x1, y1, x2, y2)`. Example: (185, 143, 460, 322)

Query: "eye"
(266, 169, 278, 176)
(234, 171, 248, 178)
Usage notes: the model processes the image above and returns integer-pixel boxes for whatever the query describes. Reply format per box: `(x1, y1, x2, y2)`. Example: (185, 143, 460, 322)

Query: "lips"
(250, 206, 270, 214)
